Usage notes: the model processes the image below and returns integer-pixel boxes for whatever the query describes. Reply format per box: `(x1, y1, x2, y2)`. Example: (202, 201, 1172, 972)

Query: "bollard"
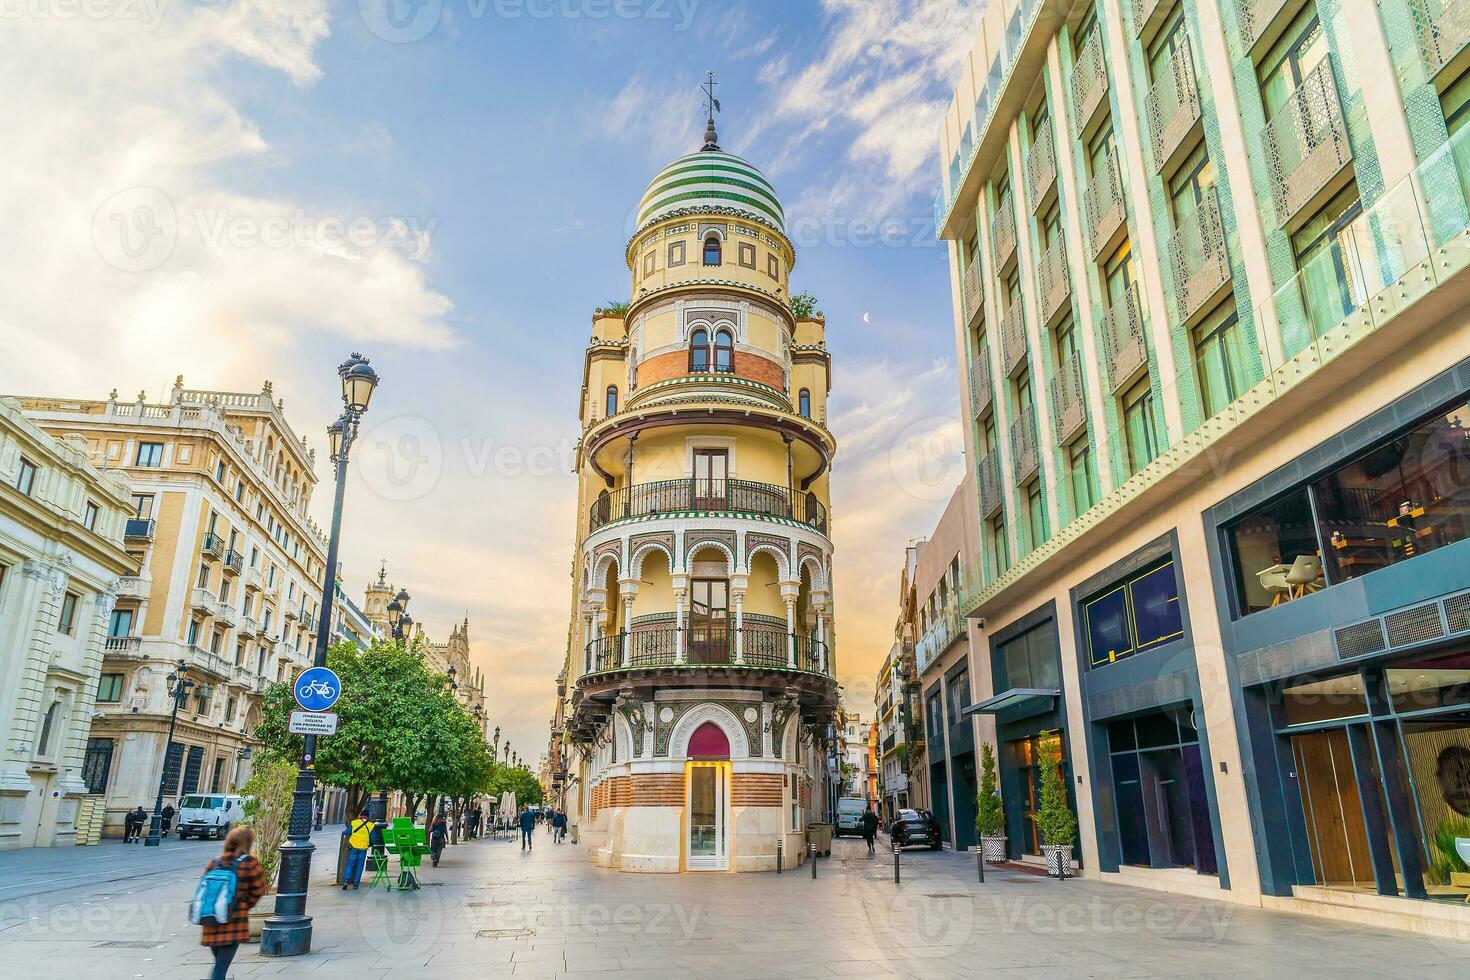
(976, 845, 985, 883)
(810, 842, 817, 878)
(893, 841, 901, 884)
(776, 839, 783, 874)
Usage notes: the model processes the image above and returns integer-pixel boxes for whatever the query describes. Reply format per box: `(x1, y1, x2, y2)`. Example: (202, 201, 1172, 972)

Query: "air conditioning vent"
(1384, 603, 1445, 648)
(1334, 620, 1386, 660)
(1444, 591, 1470, 635)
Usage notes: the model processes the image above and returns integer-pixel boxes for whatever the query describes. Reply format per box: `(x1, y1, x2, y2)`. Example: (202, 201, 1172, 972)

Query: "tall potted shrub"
(240, 754, 296, 940)
(975, 742, 1007, 862)
(1036, 749, 1076, 879)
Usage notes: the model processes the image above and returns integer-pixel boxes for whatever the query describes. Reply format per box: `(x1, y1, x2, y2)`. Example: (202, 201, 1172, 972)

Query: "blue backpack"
(190, 857, 238, 926)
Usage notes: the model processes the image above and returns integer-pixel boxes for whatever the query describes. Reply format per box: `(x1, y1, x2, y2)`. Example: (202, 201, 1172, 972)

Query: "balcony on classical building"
(978, 451, 1004, 518)
(1070, 27, 1109, 139)
(1049, 357, 1087, 444)
(190, 587, 218, 615)
(999, 300, 1028, 377)
(221, 550, 244, 576)
(1167, 189, 1232, 325)
(115, 575, 149, 600)
(202, 532, 225, 560)
(1263, 57, 1352, 225)
(588, 478, 828, 535)
(1146, 38, 1202, 172)
(970, 351, 994, 419)
(1036, 236, 1071, 328)
(1235, 0, 1305, 57)
(1026, 123, 1057, 213)
(992, 187, 1018, 272)
(1010, 404, 1040, 484)
(583, 622, 829, 677)
(214, 602, 239, 629)
(961, 255, 985, 326)
(242, 566, 263, 591)
(1410, 0, 1470, 78)
(124, 518, 156, 541)
(240, 613, 261, 638)
(1102, 283, 1150, 394)
(1084, 146, 1128, 260)
(189, 644, 233, 682)
(103, 635, 143, 656)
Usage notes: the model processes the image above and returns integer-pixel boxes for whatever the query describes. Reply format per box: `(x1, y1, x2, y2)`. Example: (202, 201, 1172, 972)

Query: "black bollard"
(977, 846, 985, 883)
(810, 842, 817, 878)
(893, 841, 901, 884)
(776, 839, 783, 874)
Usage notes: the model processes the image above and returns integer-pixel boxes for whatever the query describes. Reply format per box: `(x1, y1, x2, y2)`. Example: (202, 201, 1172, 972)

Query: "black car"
(888, 808, 943, 850)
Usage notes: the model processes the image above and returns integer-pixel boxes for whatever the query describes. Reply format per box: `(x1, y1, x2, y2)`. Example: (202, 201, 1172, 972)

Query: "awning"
(962, 688, 1060, 720)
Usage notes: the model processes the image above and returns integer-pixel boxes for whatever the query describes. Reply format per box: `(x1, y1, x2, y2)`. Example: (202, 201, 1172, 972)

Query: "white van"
(177, 794, 246, 840)
(834, 797, 869, 837)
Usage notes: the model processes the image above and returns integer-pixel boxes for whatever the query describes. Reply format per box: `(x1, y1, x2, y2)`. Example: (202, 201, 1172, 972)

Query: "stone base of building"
(0, 767, 87, 850)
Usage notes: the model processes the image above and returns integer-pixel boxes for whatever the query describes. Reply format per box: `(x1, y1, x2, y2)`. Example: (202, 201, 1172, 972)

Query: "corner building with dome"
(560, 116, 840, 872)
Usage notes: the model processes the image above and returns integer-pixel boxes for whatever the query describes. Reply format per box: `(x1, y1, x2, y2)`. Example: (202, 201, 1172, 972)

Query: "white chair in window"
(1287, 555, 1325, 599)
(1257, 564, 1292, 607)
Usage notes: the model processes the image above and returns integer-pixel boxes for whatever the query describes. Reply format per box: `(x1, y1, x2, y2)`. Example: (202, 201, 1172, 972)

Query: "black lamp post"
(366, 588, 410, 827)
(260, 353, 378, 958)
(144, 662, 194, 847)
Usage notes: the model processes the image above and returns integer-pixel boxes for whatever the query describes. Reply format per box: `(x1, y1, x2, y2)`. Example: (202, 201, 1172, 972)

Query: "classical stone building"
(362, 565, 487, 723)
(563, 107, 840, 872)
(18, 380, 329, 836)
(0, 398, 134, 848)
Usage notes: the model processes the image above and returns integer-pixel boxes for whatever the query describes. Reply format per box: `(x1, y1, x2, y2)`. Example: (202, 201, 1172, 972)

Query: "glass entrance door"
(693, 450, 728, 509)
(689, 579, 729, 665)
(687, 762, 728, 870)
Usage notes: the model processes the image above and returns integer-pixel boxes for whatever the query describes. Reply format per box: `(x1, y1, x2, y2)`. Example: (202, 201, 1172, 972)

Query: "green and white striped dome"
(637, 150, 785, 232)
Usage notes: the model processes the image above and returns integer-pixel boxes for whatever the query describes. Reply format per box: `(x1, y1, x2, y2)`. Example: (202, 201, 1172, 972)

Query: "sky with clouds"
(1, 0, 983, 768)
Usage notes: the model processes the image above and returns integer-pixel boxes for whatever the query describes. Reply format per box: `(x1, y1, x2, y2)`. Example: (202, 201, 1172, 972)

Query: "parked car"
(176, 794, 246, 840)
(834, 797, 868, 837)
(888, 808, 942, 850)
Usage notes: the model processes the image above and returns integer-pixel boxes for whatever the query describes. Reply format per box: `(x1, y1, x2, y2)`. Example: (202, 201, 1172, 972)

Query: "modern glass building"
(934, 0, 1470, 932)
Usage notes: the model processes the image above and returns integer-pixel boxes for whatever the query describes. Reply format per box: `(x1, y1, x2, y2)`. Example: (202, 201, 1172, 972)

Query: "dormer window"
(703, 235, 722, 266)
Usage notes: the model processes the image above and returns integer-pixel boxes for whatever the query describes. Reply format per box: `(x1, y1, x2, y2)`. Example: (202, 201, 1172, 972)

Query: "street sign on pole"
(293, 666, 342, 712)
(289, 711, 339, 736)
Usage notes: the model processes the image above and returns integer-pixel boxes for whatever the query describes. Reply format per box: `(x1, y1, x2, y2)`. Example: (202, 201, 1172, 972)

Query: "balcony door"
(689, 578, 729, 665)
(693, 449, 728, 510)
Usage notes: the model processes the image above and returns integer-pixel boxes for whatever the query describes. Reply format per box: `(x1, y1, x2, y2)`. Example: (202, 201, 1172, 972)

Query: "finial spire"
(702, 70, 721, 152)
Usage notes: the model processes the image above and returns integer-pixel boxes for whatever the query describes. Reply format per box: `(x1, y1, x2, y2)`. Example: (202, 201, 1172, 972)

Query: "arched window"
(689, 328, 710, 371)
(798, 388, 812, 418)
(714, 330, 734, 372)
(605, 385, 618, 417)
(703, 235, 722, 266)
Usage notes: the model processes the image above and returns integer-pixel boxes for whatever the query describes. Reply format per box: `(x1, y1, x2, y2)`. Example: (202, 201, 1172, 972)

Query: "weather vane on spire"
(702, 70, 721, 152)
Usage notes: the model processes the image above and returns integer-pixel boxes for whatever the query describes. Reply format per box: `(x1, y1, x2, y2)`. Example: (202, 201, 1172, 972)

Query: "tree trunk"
(405, 793, 421, 821)
(449, 798, 462, 844)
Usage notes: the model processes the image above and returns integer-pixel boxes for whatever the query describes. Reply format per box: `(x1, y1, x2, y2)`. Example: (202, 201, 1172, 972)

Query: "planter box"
(980, 835, 1008, 863)
(1041, 843, 1071, 878)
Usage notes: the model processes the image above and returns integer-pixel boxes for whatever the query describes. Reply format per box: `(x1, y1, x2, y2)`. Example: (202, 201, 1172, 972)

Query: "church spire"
(701, 70, 721, 152)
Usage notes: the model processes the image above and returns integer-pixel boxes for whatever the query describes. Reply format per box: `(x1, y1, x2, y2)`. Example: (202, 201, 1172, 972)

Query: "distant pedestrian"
(123, 806, 143, 842)
(341, 810, 373, 889)
(160, 803, 175, 838)
(861, 808, 879, 855)
(430, 812, 448, 867)
(519, 806, 535, 850)
(196, 826, 265, 980)
(551, 810, 567, 843)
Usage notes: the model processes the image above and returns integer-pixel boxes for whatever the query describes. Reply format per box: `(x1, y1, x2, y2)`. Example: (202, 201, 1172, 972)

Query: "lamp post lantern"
(144, 662, 194, 847)
(260, 353, 377, 958)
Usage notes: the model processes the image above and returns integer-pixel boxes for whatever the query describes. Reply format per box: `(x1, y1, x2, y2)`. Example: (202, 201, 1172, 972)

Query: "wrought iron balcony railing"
(970, 351, 994, 419)
(1410, 0, 1470, 78)
(202, 532, 225, 559)
(1102, 283, 1150, 393)
(589, 478, 828, 534)
(1071, 28, 1109, 138)
(1167, 188, 1231, 324)
(1049, 357, 1087, 444)
(1010, 404, 1039, 484)
(1146, 38, 1201, 170)
(1026, 122, 1057, 211)
(221, 550, 244, 576)
(1263, 57, 1352, 223)
(124, 518, 155, 541)
(999, 299, 1028, 377)
(978, 452, 1004, 518)
(582, 623, 829, 676)
(1036, 236, 1071, 327)
(1084, 145, 1127, 259)
(992, 187, 1018, 271)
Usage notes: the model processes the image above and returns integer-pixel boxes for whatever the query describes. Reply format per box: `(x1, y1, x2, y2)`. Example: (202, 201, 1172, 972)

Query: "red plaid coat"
(199, 854, 266, 947)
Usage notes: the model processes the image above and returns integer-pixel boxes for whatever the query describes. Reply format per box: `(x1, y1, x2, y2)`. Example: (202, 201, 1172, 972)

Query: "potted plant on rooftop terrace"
(1036, 749, 1076, 880)
(975, 742, 1008, 863)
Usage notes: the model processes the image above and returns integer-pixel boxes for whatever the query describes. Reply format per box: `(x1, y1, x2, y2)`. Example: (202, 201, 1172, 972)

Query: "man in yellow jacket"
(342, 810, 373, 890)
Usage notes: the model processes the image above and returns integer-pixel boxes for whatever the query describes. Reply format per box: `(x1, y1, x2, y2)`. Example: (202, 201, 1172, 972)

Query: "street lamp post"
(367, 588, 410, 827)
(144, 662, 194, 847)
(260, 353, 378, 958)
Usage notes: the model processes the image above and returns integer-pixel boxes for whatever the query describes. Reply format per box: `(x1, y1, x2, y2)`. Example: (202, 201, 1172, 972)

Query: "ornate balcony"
(588, 478, 827, 535)
(1071, 28, 1109, 139)
(978, 451, 1004, 518)
(202, 532, 225, 560)
(190, 588, 217, 614)
(1010, 404, 1039, 484)
(1036, 236, 1071, 327)
(1084, 145, 1128, 259)
(124, 518, 155, 541)
(188, 644, 233, 682)
(962, 256, 985, 326)
(1146, 38, 1201, 171)
(221, 550, 244, 576)
(999, 300, 1028, 377)
(1235, 0, 1301, 55)
(214, 602, 239, 629)
(970, 351, 994, 419)
(1049, 357, 1088, 444)
(1263, 58, 1352, 224)
(582, 623, 829, 675)
(1026, 123, 1057, 212)
(1410, 0, 1470, 78)
(992, 188, 1017, 271)
(1167, 189, 1231, 324)
(103, 635, 143, 656)
(115, 576, 149, 599)
(1101, 283, 1150, 394)
(243, 566, 263, 591)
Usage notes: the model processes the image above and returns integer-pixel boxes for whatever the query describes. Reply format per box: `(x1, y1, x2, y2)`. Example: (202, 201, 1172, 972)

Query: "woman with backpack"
(195, 826, 265, 980)
(429, 811, 448, 867)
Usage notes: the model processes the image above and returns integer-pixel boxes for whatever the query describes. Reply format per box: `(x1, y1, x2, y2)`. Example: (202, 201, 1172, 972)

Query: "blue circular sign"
(294, 666, 342, 712)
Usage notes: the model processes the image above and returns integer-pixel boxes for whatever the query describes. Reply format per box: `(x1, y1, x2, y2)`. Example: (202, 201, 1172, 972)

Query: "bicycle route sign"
(293, 666, 342, 712)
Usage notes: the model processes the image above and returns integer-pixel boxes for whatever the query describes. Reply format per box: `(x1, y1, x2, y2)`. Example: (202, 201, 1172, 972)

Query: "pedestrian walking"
(160, 802, 175, 838)
(195, 826, 265, 980)
(341, 810, 373, 889)
(430, 811, 448, 867)
(861, 807, 879, 855)
(551, 809, 567, 843)
(519, 806, 535, 851)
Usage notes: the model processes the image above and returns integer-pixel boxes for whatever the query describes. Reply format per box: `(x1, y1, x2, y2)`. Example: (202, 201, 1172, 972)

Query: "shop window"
(1107, 709, 1216, 874)
(1282, 674, 1369, 726)
(1388, 650, 1470, 715)
(1083, 559, 1184, 668)
(995, 622, 1059, 692)
(1226, 487, 1321, 615)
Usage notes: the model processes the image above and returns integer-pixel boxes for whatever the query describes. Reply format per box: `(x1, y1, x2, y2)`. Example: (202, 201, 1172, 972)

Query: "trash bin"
(806, 822, 832, 857)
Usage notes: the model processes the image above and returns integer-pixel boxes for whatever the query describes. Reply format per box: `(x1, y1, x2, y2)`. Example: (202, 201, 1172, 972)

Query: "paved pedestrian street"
(2, 827, 1468, 979)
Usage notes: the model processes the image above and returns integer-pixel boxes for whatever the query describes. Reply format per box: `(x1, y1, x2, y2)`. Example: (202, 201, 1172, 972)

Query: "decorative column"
(671, 573, 689, 665)
(810, 591, 830, 675)
(729, 574, 748, 665)
(580, 603, 595, 673)
(779, 581, 801, 668)
(617, 579, 639, 668)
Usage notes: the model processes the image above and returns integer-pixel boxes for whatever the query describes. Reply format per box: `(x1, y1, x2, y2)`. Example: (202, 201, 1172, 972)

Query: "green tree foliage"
(790, 292, 822, 319)
(595, 301, 630, 316)
(240, 753, 296, 893)
(1036, 749, 1077, 848)
(488, 763, 544, 807)
(975, 742, 1006, 839)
